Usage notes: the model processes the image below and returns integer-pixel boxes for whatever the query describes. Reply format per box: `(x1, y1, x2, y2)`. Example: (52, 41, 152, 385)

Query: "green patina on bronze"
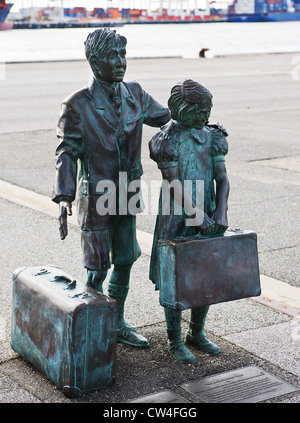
(52, 28, 171, 349)
(11, 265, 119, 398)
(149, 80, 233, 363)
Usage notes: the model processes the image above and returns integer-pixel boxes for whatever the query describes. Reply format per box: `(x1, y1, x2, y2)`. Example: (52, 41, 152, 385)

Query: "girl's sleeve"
(149, 129, 178, 170)
(210, 125, 228, 163)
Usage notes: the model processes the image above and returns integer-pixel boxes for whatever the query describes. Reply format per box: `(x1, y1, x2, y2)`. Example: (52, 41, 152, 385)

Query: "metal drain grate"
(180, 366, 298, 403)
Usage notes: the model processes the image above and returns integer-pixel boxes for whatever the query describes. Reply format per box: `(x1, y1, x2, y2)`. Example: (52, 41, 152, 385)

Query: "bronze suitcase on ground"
(157, 229, 261, 311)
(11, 265, 118, 398)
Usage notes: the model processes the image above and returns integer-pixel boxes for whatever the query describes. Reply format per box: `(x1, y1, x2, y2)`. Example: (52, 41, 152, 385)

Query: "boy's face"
(184, 97, 212, 130)
(92, 45, 127, 83)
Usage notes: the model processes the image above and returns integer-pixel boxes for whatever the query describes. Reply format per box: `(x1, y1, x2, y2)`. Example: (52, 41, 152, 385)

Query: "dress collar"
(174, 121, 209, 145)
(189, 127, 209, 145)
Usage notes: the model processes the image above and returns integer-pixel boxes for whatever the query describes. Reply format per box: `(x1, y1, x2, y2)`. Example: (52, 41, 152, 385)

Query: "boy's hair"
(168, 79, 213, 121)
(85, 28, 127, 63)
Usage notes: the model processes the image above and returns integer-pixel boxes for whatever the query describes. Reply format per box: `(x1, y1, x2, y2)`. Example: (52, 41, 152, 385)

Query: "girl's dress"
(149, 120, 228, 289)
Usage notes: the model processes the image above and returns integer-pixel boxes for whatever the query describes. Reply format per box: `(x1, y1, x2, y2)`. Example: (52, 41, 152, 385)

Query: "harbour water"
(1, 21, 300, 62)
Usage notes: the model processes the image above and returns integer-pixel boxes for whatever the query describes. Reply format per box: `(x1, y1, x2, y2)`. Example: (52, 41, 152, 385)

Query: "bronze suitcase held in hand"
(157, 230, 261, 311)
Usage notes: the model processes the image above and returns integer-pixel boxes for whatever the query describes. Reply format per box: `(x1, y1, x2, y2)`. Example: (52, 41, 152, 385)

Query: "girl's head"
(168, 79, 213, 129)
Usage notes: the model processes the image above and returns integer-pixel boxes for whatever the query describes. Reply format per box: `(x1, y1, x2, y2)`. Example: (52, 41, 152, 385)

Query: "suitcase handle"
(53, 275, 77, 289)
(31, 269, 77, 289)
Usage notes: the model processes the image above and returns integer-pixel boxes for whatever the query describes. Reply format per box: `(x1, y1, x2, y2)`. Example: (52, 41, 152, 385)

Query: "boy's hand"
(58, 200, 72, 240)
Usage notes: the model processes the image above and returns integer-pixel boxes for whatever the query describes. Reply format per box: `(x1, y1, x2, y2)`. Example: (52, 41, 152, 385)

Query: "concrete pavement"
(0, 54, 299, 405)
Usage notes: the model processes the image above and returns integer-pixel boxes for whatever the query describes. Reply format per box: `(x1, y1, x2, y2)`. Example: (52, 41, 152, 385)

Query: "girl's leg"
(164, 307, 196, 363)
(185, 305, 220, 355)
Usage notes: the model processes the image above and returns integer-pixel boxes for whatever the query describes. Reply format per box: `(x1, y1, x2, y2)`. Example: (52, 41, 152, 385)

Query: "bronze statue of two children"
(53, 28, 229, 364)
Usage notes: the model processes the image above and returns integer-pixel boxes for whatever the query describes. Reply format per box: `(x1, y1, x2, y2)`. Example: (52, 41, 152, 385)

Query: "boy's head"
(85, 28, 127, 82)
(168, 80, 213, 129)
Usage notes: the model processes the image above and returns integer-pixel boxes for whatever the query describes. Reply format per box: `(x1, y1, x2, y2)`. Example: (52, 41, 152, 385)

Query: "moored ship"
(0, 0, 13, 29)
(227, 0, 300, 22)
(6, 0, 300, 28)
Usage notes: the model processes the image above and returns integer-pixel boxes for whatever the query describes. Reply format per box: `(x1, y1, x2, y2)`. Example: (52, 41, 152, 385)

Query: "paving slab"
(188, 299, 291, 338)
(224, 320, 300, 378)
(0, 371, 41, 403)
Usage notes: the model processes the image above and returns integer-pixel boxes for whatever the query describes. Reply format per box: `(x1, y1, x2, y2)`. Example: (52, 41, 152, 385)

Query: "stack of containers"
(92, 8, 109, 19)
(255, 0, 268, 13)
(121, 8, 131, 19)
(107, 8, 122, 19)
(294, 0, 300, 11)
(265, 0, 283, 12)
(234, 0, 255, 14)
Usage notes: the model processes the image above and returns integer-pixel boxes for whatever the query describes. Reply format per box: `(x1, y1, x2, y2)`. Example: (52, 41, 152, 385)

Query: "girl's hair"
(85, 28, 127, 62)
(168, 79, 213, 121)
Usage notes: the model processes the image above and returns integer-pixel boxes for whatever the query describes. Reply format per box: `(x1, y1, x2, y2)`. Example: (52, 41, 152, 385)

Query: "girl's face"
(183, 97, 213, 130)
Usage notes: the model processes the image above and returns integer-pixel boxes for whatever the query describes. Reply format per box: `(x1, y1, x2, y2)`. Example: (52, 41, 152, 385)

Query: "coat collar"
(87, 77, 135, 129)
(88, 77, 134, 110)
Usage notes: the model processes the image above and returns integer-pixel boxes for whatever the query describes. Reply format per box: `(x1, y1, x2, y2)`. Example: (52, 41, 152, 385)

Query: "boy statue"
(52, 28, 171, 348)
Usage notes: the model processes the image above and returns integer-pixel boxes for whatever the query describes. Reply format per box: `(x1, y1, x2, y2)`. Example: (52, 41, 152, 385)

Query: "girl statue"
(149, 79, 230, 363)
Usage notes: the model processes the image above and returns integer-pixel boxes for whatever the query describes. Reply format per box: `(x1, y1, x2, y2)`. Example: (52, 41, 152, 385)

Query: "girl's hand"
(211, 208, 228, 227)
